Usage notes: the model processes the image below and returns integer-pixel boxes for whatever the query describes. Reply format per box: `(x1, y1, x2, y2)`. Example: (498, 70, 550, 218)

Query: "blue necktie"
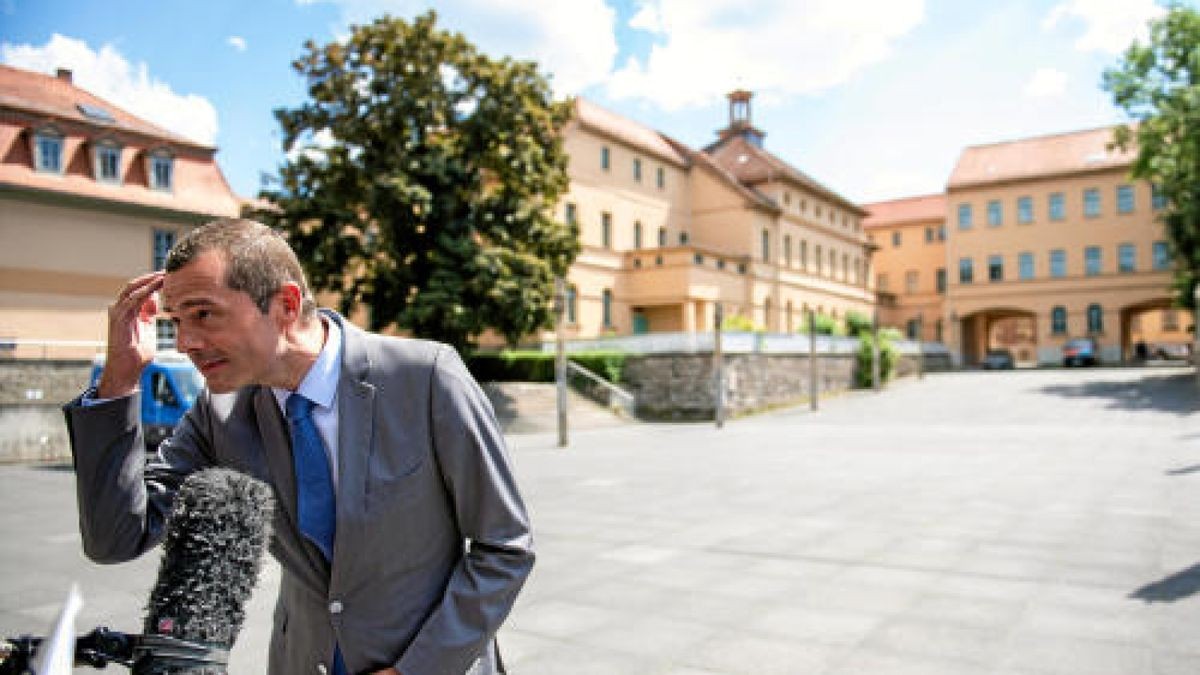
(285, 393, 336, 561)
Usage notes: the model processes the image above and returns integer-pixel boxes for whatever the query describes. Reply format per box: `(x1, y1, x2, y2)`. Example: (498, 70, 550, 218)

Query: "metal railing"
(0, 339, 105, 361)
(543, 331, 948, 357)
(566, 361, 636, 418)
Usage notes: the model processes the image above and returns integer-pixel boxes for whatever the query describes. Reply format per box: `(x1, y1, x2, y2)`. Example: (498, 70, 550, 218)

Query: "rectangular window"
(892, 231, 902, 247)
(566, 286, 577, 323)
(1049, 192, 1065, 221)
(936, 268, 946, 294)
(1019, 252, 1034, 280)
(800, 241, 808, 269)
(988, 254, 1003, 282)
(601, 212, 612, 248)
(600, 146, 610, 171)
(153, 229, 176, 271)
(1083, 188, 1100, 217)
(657, 227, 667, 247)
(877, 273, 889, 291)
(925, 226, 934, 243)
(1152, 184, 1167, 210)
(959, 257, 974, 284)
(633, 157, 642, 182)
(1117, 184, 1134, 213)
(1153, 241, 1171, 270)
(938, 225, 946, 241)
(815, 245, 823, 274)
(783, 235, 792, 266)
(155, 318, 177, 351)
(150, 155, 173, 191)
(35, 133, 63, 173)
(1085, 246, 1101, 276)
(1017, 196, 1033, 224)
(565, 202, 577, 225)
(1118, 243, 1136, 273)
(634, 222, 643, 249)
(987, 200, 1002, 227)
(761, 229, 770, 263)
(1164, 310, 1179, 331)
(1050, 249, 1066, 278)
(96, 145, 121, 183)
(905, 270, 919, 294)
(656, 166, 665, 189)
(957, 203, 972, 229)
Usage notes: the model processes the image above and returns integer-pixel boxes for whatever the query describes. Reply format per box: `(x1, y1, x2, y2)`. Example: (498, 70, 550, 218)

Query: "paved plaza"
(1, 367, 1198, 673)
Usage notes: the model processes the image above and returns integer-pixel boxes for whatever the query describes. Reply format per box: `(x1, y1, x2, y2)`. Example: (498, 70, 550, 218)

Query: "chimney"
(55, 68, 73, 84)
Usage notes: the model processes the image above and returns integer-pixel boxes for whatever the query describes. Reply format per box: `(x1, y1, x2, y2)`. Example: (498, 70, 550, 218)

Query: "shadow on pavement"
(1038, 372, 1199, 416)
(1166, 464, 1200, 476)
(1130, 563, 1200, 603)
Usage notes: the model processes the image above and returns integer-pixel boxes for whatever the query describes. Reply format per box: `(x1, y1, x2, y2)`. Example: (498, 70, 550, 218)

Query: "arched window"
(1051, 306, 1067, 334)
(1087, 303, 1104, 333)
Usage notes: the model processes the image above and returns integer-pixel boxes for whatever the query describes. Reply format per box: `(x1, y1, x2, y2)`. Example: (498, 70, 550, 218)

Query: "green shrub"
(721, 314, 761, 332)
(854, 334, 899, 388)
(798, 312, 843, 336)
(467, 350, 626, 384)
(844, 310, 873, 337)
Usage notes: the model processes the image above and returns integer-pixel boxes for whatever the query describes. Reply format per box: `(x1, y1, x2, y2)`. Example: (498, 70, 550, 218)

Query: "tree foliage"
(1104, 3, 1200, 308)
(256, 11, 578, 349)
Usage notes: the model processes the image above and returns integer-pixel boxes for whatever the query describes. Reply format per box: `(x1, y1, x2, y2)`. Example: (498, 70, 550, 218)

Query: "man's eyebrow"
(161, 298, 215, 314)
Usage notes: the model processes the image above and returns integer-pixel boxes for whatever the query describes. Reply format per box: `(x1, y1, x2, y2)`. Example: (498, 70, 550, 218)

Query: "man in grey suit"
(63, 218, 534, 675)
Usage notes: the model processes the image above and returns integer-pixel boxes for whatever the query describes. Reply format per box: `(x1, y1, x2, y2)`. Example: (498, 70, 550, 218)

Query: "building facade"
(0, 65, 241, 359)
(862, 194, 946, 342)
(869, 126, 1192, 366)
(557, 91, 875, 341)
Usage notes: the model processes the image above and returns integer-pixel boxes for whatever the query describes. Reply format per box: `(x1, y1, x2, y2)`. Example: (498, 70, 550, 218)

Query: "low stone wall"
(623, 352, 924, 420)
(0, 360, 91, 463)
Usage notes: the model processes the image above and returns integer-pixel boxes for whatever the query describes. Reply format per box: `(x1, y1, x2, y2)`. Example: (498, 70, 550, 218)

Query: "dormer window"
(95, 143, 122, 184)
(149, 151, 173, 191)
(34, 130, 64, 174)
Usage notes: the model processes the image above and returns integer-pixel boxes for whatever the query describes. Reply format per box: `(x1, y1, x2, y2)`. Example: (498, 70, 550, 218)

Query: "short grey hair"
(165, 218, 317, 318)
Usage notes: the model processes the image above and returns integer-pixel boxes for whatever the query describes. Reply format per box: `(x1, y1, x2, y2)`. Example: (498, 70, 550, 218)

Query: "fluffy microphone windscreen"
(143, 469, 274, 654)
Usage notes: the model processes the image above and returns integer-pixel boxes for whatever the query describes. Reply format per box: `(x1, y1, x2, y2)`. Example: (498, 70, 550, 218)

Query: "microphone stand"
(0, 627, 229, 674)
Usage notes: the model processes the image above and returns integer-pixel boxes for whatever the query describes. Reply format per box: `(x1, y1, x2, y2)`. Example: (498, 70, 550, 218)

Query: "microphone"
(137, 469, 274, 674)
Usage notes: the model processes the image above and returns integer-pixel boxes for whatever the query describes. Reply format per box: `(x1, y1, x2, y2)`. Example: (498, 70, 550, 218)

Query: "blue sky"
(1, 0, 1180, 204)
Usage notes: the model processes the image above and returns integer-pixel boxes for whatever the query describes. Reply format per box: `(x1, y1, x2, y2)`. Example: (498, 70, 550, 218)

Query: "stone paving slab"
(0, 366, 1196, 674)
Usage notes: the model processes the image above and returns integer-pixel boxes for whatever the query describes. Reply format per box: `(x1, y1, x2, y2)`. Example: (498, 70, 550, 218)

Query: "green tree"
(844, 310, 873, 337)
(1104, 3, 1200, 309)
(256, 12, 578, 350)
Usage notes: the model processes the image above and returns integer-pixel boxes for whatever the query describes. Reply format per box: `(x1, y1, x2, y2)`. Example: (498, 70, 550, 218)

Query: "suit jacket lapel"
(327, 312, 376, 575)
(254, 386, 298, 526)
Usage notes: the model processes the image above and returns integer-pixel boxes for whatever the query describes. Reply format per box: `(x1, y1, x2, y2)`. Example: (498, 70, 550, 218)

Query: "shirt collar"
(273, 315, 342, 411)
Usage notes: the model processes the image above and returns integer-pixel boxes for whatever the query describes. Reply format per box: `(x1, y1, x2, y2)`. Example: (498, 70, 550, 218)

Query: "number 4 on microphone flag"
(31, 583, 83, 675)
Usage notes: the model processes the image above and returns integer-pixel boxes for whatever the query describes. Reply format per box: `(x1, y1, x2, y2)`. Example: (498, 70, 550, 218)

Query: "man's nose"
(174, 325, 201, 352)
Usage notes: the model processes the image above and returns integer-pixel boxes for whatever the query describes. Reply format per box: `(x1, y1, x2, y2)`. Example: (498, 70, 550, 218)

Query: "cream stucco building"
(557, 91, 875, 341)
(0, 65, 241, 359)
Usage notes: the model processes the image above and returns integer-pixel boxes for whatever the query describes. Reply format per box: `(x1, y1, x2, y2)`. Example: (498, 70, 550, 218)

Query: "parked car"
(982, 349, 1016, 370)
(1062, 337, 1098, 367)
(89, 351, 205, 450)
(1152, 342, 1192, 361)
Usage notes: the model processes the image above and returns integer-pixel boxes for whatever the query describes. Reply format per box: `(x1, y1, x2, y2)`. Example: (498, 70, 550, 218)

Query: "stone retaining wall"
(623, 352, 924, 420)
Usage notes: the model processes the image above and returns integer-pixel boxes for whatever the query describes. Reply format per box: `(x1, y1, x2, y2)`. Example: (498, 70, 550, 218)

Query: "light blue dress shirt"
(272, 315, 342, 492)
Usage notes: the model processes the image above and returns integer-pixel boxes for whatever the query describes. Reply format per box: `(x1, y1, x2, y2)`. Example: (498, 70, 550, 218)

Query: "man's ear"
(274, 282, 304, 324)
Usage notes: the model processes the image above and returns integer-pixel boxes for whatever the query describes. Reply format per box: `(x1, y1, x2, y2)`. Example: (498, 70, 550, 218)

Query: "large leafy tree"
(1104, 3, 1200, 309)
(257, 12, 578, 350)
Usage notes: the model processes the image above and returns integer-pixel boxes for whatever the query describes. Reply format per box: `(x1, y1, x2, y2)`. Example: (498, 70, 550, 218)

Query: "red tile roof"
(705, 134, 866, 216)
(947, 126, 1136, 190)
(0, 65, 239, 218)
(862, 193, 945, 229)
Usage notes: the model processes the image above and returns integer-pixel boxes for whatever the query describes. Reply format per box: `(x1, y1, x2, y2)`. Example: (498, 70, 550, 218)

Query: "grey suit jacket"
(63, 312, 534, 675)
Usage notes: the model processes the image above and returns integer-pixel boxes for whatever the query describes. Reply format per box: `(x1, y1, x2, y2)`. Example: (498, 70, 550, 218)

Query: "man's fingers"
(116, 271, 165, 305)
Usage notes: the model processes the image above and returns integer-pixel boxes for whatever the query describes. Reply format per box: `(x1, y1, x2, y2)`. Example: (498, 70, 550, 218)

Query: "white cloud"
(1042, 0, 1165, 54)
(0, 34, 219, 146)
(607, 0, 925, 110)
(228, 36, 248, 52)
(298, 0, 618, 96)
(1024, 67, 1068, 98)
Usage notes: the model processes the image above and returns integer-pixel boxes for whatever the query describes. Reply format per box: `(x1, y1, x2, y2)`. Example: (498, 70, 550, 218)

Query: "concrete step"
(481, 382, 629, 434)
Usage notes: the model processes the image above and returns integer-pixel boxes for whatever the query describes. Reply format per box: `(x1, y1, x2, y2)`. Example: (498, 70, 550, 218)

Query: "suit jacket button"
(329, 600, 344, 614)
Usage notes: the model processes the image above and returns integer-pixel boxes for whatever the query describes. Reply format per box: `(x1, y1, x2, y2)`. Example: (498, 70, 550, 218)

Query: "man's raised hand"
(97, 271, 165, 399)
